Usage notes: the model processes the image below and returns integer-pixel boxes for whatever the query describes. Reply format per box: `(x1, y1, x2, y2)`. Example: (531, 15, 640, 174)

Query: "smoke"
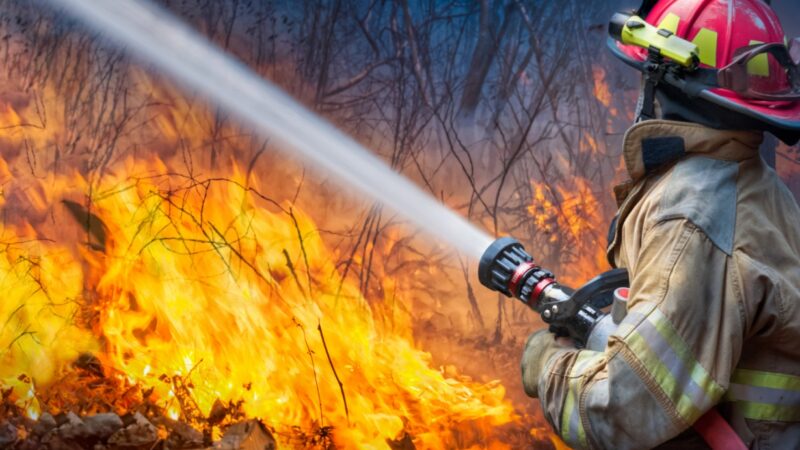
(43, 0, 494, 259)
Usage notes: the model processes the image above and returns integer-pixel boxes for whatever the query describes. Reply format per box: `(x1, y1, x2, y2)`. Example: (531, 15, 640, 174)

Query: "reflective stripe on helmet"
(623, 305, 725, 425)
(692, 28, 718, 67)
(656, 10, 719, 68)
(747, 40, 770, 77)
(658, 12, 680, 34)
(724, 369, 800, 421)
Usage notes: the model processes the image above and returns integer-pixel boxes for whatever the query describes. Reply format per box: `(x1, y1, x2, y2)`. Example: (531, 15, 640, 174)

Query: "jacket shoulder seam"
(652, 156, 739, 256)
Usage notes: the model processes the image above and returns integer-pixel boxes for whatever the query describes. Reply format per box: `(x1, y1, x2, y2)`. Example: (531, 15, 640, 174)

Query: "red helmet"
(608, 0, 800, 144)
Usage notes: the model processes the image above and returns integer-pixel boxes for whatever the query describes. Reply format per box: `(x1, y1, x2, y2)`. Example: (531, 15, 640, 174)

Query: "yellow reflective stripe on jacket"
(623, 306, 724, 425)
(560, 351, 598, 448)
(724, 369, 800, 421)
(733, 369, 800, 391)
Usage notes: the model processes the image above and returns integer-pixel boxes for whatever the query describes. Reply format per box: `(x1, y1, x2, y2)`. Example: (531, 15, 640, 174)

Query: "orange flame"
(592, 65, 618, 118)
(0, 17, 575, 442)
(0, 63, 534, 446)
(527, 177, 609, 285)
(0, 156, 514, 448)
(0, 153, 522, 448)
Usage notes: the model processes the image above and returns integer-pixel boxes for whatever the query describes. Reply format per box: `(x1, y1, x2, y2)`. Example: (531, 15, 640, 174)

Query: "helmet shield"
(717, 42, 800, 101)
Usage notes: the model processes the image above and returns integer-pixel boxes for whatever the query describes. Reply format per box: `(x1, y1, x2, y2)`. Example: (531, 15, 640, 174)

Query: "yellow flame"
(0, 153, 515, 448)
(0, 39, 541, 445)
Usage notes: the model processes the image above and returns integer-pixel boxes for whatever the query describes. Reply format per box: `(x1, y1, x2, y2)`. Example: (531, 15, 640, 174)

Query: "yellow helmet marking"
(691, 28, 718, 67)
(656, 13, 717, 68)
(747, 40, 770, 77)
(658, 13, 681, 34)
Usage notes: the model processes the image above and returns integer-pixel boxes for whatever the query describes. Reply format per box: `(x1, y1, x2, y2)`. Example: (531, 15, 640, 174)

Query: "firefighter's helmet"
(607, 0, 800, 144)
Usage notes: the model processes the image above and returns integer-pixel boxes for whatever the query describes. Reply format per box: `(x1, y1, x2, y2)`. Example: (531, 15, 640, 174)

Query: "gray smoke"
(44, 0, 495, 258)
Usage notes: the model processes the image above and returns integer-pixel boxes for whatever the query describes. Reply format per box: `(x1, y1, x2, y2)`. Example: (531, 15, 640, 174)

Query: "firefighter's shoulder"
(653, 155, 738, 256)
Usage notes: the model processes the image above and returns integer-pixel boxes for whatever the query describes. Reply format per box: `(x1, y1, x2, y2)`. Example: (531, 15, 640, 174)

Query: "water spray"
(46, 0, 493, 258)
(47, 0, 631, 350)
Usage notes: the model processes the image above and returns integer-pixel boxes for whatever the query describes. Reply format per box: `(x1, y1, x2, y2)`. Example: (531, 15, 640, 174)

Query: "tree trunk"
(459, 0, 507, 118)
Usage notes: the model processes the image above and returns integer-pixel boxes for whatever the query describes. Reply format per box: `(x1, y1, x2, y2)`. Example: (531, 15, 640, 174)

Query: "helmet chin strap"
(635, 81, 664, 123)
(637, 76, 658, 122)
(636, 49, 669, 122)
(634, 77, 648, 123)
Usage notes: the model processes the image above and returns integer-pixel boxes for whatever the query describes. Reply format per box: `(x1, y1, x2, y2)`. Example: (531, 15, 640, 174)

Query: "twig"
(282, 248, 308, 298)
(317, 320, 349, 425)
(173, 359, 205, 424)
(294, 318, 324, 426)
(288, 208, 315, 299)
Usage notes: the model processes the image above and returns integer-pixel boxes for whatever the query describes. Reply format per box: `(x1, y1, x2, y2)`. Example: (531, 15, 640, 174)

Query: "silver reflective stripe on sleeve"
(724, 369, 800, 421)
(621, 304, 724, 424)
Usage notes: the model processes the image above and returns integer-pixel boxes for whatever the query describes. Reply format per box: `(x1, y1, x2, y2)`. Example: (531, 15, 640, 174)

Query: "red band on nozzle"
(508, 261, 538, 298)
(531, 278, 556, 306)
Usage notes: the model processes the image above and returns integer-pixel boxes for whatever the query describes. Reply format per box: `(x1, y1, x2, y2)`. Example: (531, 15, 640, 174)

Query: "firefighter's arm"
(522, 219, 743, 449)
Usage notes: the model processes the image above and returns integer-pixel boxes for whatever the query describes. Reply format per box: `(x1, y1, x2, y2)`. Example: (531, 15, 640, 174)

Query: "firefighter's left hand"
(521, 329, 573, 398)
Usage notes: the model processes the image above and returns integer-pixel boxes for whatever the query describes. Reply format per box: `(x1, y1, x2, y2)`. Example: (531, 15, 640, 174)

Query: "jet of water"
(45, 0, 494, 258)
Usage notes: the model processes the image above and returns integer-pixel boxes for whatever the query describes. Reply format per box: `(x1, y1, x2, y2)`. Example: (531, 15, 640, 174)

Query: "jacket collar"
(621, 119, 763, 182)
(608, 120, 764, 259)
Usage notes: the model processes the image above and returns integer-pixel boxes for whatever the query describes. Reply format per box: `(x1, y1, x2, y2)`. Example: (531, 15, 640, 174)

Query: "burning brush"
(0, 156, 525, 449)
(0, 0, 613, 447)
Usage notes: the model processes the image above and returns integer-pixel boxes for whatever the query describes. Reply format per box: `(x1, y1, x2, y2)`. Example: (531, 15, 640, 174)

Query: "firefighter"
(521, 0, 800, 448)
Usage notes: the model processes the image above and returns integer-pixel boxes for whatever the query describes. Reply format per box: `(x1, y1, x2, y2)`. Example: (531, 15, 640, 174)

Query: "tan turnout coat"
(525, 120, 800, 449)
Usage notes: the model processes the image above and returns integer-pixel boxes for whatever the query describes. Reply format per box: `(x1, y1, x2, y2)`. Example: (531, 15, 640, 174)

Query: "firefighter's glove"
(521, 329, 570, 398)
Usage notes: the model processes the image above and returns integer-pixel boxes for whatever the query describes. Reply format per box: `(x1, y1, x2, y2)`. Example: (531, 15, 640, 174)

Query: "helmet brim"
(700, 89, 800, 133)
(606, 37, 800, 138)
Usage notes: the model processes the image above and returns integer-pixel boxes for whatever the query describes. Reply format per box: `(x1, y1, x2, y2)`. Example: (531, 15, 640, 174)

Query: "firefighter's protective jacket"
(524, 120, 800, 449)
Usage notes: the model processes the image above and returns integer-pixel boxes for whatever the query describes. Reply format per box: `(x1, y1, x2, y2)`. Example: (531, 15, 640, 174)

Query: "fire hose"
(477, 237, 746, 450)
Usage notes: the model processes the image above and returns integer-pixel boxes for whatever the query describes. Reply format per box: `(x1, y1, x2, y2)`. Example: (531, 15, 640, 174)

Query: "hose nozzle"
(478, 237, 557, 309)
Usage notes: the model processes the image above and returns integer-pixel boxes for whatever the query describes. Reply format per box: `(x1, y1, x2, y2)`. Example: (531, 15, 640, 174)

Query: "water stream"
(46, 0, 494, 259)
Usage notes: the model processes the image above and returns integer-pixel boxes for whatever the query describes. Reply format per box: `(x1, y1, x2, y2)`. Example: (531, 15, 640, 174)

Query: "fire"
(0, 11, 566, 445)
(0, 152, 520, 447)
(527, 177, 609, 285)
(592, 65, 618, 118)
